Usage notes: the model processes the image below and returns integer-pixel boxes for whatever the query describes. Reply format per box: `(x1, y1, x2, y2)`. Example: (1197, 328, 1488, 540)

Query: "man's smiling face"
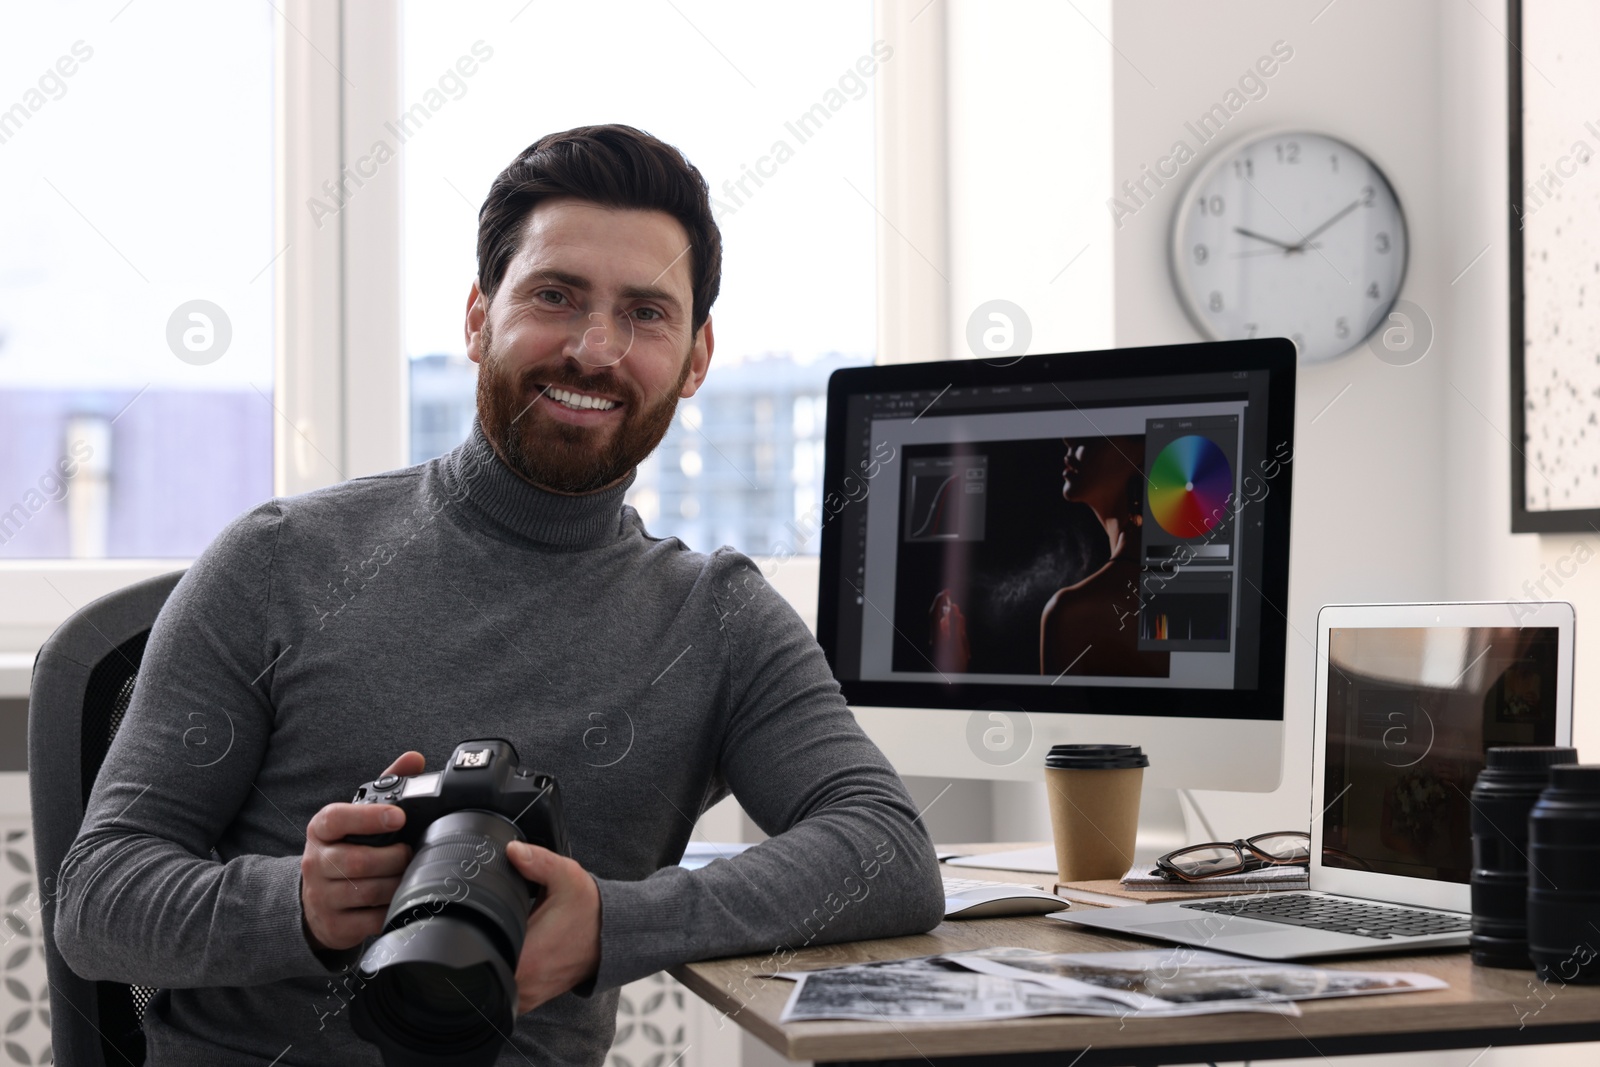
(465, 196, 714, 494)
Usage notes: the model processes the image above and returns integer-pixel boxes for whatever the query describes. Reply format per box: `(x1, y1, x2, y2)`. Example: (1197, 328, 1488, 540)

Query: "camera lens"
(352, 811, 536, 1066)
(1469, 746, 1577, 968)
(362, 950, 504, 1051)
(392, 962, 499, 1011)
(1528, 764, 1600, 985)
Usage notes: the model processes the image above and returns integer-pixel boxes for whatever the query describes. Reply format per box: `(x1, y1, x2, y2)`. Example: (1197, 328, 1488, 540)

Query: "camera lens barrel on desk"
(1528, 764, 1600, 984)
(1469, 748, 1600, 982)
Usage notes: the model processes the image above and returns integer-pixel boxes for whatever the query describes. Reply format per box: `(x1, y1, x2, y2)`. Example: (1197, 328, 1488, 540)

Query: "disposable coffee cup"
(1044, 744, 1148, 882)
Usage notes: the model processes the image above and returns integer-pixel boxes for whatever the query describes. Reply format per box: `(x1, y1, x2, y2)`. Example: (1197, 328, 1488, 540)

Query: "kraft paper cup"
(1044, 744, 1148, 882)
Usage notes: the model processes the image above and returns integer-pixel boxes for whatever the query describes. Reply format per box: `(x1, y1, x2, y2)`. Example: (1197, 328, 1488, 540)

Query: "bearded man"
(55, 124, 944, 1066)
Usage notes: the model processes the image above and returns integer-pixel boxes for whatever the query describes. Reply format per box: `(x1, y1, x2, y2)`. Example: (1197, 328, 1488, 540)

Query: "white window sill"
(0, 654, 33, 700)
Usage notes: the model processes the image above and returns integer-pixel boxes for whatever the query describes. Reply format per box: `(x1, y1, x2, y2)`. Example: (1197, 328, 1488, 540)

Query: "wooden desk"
(669, 842, 1600, 1065)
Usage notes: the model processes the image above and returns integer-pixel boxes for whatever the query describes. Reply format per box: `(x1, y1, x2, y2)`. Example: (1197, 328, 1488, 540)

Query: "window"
(0, 2, 275, 558)
(401, 0, 876, 555)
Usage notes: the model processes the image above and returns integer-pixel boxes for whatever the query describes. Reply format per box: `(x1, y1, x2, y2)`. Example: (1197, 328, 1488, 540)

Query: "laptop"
(1057, 601, 1575, 960)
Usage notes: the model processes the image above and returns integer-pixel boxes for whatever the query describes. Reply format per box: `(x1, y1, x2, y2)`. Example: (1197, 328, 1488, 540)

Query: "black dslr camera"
(344, 739, 571, 1067)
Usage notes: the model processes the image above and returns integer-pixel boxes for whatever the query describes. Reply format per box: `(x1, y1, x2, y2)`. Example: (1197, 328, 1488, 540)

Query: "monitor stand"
(1134, 786, 1200, 868)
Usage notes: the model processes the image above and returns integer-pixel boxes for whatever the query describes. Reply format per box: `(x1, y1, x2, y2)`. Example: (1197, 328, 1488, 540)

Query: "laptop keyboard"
(1179, 894, 1471, 940)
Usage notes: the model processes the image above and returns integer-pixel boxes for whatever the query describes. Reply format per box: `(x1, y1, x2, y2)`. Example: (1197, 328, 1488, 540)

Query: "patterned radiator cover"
(0, 821, 705, 1067)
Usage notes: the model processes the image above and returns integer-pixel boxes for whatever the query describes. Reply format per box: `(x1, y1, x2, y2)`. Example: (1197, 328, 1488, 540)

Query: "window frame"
(0, 0, 401, 685)
(0, 0, 946, 689)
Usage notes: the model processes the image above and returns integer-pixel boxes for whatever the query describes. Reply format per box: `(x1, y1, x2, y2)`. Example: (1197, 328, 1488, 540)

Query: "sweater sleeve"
(53, 501, 340, 987)
(585, 550, 946, 994)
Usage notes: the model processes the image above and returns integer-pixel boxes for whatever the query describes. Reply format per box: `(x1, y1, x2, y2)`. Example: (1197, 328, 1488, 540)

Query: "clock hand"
(1291, 197, 1363, 251)
(1233, 226, 1299, 252)
(1232, 242, 1321, 259)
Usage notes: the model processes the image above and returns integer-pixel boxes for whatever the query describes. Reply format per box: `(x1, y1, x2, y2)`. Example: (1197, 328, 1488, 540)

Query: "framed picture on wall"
(1509, 0, 1600, 533)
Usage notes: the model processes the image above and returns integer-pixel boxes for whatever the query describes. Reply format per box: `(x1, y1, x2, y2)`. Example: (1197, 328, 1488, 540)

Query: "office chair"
(28, 569, 186, 1067)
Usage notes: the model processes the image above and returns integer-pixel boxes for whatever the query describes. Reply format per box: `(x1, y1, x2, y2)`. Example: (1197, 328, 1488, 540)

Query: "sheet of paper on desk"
(943, 844, 1059, 873)
(948, 948, 1446, 1005)
(773, 953, 1298, 1024)
(772, 948, 1445, 1024)
(676, 842, 754, 870)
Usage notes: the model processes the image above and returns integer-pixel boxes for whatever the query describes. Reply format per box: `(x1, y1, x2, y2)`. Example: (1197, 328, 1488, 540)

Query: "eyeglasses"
(1155, 831, 1311, 882)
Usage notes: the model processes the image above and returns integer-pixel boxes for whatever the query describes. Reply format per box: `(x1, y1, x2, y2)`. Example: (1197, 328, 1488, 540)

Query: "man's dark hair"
(476, 124, 722, 333)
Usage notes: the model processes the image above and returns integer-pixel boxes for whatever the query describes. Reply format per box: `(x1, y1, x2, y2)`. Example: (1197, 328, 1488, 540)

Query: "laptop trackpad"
(1141, 919, 1273, 940)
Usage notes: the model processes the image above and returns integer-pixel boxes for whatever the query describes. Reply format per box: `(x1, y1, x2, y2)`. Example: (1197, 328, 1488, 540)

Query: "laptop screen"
(1320, 625, 1561, 883)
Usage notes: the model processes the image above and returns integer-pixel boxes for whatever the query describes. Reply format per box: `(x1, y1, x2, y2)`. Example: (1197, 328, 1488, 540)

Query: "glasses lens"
(1251, 832, 1310, 863)
(1167, 845, 1242, 877)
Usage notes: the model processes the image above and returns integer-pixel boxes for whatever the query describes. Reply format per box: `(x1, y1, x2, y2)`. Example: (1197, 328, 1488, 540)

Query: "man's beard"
(475, 317, 693, 494)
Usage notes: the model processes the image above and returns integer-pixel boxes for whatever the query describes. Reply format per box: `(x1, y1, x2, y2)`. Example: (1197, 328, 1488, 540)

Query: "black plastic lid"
(1486, 746, 1580, 771)
(1546, 765, 1600, 793)
(1044, 743, 1149, 770)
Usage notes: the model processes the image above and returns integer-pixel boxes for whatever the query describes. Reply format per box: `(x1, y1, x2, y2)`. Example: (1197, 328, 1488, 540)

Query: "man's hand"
(506, 842, 601, 1014)
(300, 751, 424, 953)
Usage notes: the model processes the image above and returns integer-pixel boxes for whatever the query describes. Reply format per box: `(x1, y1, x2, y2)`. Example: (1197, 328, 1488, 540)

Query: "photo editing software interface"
(1321, 625, 1560, 883)
(829, 367, 1288, 694)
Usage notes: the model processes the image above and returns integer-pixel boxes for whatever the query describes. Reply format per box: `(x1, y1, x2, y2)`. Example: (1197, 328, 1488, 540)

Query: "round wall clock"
(1170, 129, 1408, 363)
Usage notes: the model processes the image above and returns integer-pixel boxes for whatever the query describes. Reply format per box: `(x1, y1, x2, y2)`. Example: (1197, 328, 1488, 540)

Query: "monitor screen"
(1320, 624, 1562, 883)
(816, 340, 1296, 723)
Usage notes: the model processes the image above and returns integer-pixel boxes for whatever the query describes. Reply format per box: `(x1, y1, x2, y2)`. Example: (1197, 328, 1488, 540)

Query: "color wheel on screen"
(1148, 435, 1233, 539)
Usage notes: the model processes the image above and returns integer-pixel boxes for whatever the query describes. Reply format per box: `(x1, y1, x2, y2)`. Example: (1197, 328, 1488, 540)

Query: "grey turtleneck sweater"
(54, 419, 945, 1066)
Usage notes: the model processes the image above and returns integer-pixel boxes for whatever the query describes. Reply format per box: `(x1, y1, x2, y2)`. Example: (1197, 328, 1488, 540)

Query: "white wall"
(1440, 0, 1600, 764)
(1108, 0, 1450, 841)
(1099, 0, 1600, 839)
(932, 0, 1468, 851)
(945, 0, 1113, 359)
(942, 0, 1115, 843)
(1100, 3, 1593, 1065)
(758, 8, 1595, 1061)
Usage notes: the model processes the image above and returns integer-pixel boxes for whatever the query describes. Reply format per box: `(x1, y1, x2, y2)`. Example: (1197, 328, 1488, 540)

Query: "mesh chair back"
(29, 570, 186, 1067)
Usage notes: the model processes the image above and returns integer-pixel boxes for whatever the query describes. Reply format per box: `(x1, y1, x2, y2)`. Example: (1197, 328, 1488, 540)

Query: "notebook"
(1118, 861, 1308, 893)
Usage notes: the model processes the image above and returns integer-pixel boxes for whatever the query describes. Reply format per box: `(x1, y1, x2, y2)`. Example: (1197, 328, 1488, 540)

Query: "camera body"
(345, 740, 573, 1066)
(345, 738, 570, 857)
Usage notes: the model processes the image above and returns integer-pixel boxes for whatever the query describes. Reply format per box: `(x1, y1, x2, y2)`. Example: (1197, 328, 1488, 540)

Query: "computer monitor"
(816, 338, 1296, 792)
